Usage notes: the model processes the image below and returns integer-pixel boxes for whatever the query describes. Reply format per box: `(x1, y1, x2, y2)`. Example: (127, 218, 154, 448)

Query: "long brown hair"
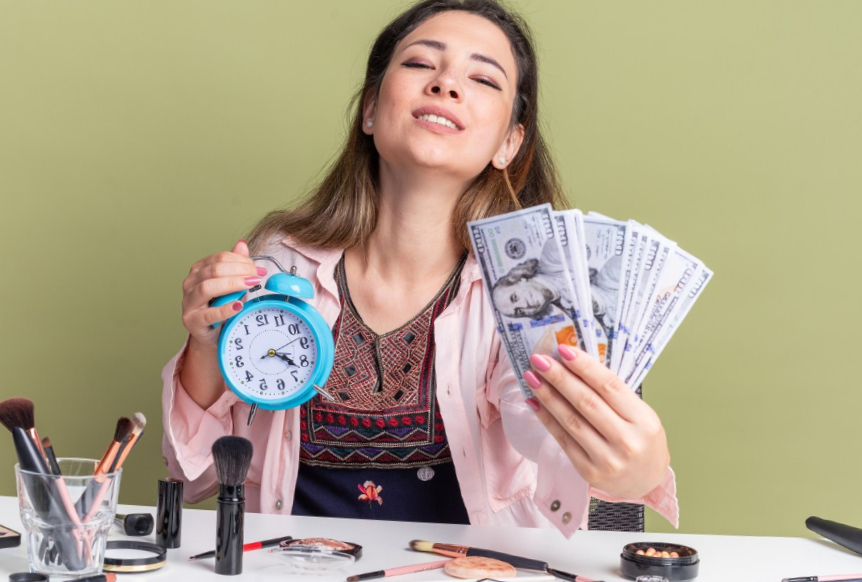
(248, 0, 566, 253)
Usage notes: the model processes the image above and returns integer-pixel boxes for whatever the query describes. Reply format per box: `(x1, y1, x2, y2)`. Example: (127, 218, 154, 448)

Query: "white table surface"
(1, 496, 861, 582)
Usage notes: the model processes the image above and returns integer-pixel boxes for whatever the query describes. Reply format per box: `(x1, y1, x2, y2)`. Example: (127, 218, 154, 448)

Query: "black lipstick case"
(156, 478, 183, 549)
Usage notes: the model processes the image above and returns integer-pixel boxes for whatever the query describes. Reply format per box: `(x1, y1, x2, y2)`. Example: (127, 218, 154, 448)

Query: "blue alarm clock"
(211, 255, 335, 426)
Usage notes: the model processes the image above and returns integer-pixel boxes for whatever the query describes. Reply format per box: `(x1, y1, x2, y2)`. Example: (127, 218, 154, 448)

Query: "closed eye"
(473, 77, 501, 91)
(402, 61, 433, 69)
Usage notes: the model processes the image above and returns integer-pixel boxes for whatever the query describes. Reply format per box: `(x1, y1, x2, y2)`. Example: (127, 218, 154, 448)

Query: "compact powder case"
(620, 542, 699, 581)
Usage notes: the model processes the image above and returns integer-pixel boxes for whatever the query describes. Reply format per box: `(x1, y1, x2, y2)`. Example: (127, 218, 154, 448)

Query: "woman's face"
(367, 11, 523, 181)
(492, 278, 555, 319)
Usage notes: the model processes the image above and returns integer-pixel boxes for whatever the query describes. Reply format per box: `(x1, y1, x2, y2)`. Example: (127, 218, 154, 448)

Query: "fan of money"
(469, 204, 712, 397)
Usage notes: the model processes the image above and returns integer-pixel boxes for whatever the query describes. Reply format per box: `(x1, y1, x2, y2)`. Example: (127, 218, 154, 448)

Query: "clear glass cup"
(15, 458, 122, 577)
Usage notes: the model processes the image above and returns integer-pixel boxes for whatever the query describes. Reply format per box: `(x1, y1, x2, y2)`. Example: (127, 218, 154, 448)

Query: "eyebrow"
(404, 39, 509, 79)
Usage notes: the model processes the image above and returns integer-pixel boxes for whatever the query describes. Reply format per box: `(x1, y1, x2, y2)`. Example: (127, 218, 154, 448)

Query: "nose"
(427, 70, 461, 100)
(430, 85, 459, 99)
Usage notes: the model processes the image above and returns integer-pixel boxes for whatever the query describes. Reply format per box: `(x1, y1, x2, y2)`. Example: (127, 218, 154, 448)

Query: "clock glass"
(222, 303, 319, 402)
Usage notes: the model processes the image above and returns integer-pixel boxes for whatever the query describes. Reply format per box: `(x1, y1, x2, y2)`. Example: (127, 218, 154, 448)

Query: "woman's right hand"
(181, 239, 267, 348)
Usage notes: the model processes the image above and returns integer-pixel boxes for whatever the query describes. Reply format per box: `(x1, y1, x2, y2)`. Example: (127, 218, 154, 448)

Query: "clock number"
(290, 371, 299, 382)
(287, 324, 299, 335)
(256, 314, 269, 327)
(259, 378, 268, 390)
(277, 378, 285, 391)
(299, 355, 309, 367)
(274, 314, 285, 327)
(235, 355, 244, 368)
(234, 338, 243, 350)
(299, 337, 309, 350)
(243, 324, 250, 336)
(245, 370, 254, 382)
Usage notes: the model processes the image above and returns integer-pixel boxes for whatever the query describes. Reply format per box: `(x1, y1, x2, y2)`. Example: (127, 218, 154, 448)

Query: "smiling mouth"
(416, 113, 459, 130)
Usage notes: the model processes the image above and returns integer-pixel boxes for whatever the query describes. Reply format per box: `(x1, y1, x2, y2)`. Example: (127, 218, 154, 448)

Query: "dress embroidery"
(299, 253, 466, 468)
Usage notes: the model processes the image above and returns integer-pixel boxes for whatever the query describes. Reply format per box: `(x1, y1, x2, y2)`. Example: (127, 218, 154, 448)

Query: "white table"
(1, 496, 860, 581)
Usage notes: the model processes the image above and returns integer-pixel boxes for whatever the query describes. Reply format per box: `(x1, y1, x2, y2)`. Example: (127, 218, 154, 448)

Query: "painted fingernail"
(256, 267, 268, 276)
(525, 397, 540, 412)
(244, 276, 261, 286)
(530, 354, 552, 372)
(558, 344, 578, 361)
(524, 370, 542, 390)
(232, 301, 243, 312)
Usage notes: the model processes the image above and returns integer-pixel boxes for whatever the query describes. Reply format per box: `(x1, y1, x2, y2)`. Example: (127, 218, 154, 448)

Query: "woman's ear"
(362, 91, 377, 135)
(493, 123, 525, 169)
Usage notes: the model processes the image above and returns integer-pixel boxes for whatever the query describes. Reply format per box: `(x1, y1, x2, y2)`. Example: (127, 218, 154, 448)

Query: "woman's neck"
(357, 163, 466, 284)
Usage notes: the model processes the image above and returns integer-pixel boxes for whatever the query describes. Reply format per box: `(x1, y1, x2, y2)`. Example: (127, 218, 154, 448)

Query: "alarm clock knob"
(265, 273, 314, 299)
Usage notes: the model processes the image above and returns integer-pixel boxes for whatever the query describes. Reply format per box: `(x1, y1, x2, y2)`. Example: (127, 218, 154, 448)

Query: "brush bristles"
(131, 412, 147, 434)
(114, 417, 134, 443)
(409, 540, 436, 553)
(212, 436, 253, 486)
(0, 397, 36, 432)
(41, 437, 52, 448)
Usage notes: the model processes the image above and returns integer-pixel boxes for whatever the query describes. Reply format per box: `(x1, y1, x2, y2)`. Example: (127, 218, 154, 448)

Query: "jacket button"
(550, 500, 561, 512)
(562, 511, 572, 524)
(285, 430, 292, 441)
(275, 499, 283, 510)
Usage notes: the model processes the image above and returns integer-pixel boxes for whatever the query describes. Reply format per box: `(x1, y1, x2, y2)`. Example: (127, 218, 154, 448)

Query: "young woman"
(162, 0, 677, 537)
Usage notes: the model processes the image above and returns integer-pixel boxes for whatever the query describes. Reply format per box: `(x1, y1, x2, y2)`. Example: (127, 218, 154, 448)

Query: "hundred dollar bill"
(617, 233, 676, 381)
(582, 215, 628, 367)
(610, 221, 648, 375)
(469, 204, 587, 398)
(628, 264, 713, 388)
(624, 248, 702, 383)
(554, 209, 597, 357)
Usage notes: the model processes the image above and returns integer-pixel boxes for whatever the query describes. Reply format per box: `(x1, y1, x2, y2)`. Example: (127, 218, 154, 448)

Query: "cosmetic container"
(620, 542, 699, 581)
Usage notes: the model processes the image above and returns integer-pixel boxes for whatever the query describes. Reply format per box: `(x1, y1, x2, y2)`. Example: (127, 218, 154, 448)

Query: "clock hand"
(273, 337, 304, 352)
(275, 352, 297, 367)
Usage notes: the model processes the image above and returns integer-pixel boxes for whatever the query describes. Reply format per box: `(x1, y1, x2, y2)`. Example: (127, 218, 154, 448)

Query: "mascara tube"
(215, 482, 245, 575)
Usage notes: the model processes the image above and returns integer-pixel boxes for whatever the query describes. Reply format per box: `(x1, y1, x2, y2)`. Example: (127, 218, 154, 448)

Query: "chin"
(378, 138, 488, 176)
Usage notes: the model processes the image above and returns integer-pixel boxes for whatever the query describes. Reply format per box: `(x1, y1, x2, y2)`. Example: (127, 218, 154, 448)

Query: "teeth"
(418, 114, 458, 129)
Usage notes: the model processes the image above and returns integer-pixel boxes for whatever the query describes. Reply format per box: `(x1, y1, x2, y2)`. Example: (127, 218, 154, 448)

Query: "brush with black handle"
(212, 436, 253, 576)
(12, 427, 86, 570)
(806, 516, 862, 556)
(0, 398, 49, 466)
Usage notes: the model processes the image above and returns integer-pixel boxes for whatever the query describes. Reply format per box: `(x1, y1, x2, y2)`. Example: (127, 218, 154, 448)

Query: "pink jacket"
(161, 237, 679, 537)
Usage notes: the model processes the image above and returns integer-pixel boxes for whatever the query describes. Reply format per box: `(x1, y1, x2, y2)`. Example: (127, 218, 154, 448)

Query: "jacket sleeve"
(490, 336, 679, 536)
(161, 337, 240, 503)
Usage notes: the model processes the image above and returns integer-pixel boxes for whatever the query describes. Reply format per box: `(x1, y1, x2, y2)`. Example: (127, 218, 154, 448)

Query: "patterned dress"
(292, 253, 470, 524)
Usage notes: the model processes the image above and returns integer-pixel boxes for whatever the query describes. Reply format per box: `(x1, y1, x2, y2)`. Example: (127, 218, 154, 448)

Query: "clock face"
(222, 303, 319, 401)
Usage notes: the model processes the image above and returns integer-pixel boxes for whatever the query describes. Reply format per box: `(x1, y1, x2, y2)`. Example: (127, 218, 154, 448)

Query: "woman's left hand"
(524, 344, 669, 500)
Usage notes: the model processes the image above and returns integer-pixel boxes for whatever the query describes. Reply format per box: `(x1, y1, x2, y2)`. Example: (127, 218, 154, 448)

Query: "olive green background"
(1, 0, 860, 538)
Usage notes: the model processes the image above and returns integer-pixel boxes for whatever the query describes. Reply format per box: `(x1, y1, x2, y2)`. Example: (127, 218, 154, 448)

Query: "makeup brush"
(188, 535, 293, 560)
(76, 416, 135, 520)
(212, 436, 253, 576)
(806, 516, 862, 557)
(409, 540, 548, 572)
(110, 412, 147, 473)
(42, 437, 62, 475)
(95, 417, 134, 476)
(1, 405, 84, 529)
(12, 427, 86, 570)
(0, 397, 48, 464)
